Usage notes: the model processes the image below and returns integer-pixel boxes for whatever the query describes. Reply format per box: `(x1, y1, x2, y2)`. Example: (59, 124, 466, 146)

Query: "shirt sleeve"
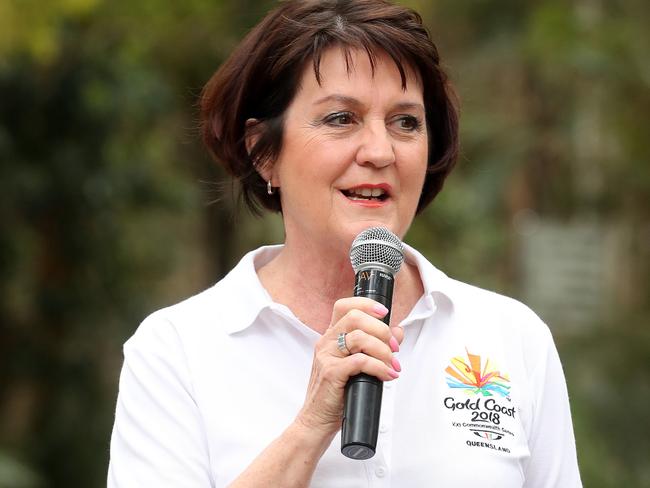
(523, 326, 582, 487)
(108, 313, 213, 487)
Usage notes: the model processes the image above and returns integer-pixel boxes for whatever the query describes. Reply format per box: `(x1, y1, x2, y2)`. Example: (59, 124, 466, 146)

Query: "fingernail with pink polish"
(389, 336, 400, 353)
(391, 357, 402, 373)
(387, 368, 400, 379)
(373, 303, 389, 316)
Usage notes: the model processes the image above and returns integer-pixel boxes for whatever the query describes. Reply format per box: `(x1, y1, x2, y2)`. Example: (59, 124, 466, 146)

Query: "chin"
(341, 220, 400, 242)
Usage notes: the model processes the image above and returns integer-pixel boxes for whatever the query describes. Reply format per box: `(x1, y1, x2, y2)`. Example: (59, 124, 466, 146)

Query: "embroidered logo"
(471, 429, 503, 441)
(443, 349, 516, 453)
(445, 350, 510, 398)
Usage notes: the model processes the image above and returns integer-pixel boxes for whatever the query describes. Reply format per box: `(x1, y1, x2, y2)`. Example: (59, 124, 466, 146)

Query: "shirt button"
(375, 467, 387, 477)
(379, 424, 389, 433)
(384, 382, 393, 389)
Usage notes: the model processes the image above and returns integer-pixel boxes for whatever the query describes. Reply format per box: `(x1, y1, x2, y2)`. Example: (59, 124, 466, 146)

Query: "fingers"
(390, 323, 404, 345)
(330, 297, 389, 327)
(342, 329, 393, 365)
(326, 297, 403, 379)
(336, 308, 392, 344)
(330, 297, 404, 345)
(341, 353, 400, 382)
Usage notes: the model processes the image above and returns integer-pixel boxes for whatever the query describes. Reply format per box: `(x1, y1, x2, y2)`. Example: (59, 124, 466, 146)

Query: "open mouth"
(341, 187, 389, 202)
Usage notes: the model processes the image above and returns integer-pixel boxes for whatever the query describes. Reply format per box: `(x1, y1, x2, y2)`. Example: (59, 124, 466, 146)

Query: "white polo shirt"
(108, 245, 582, 487)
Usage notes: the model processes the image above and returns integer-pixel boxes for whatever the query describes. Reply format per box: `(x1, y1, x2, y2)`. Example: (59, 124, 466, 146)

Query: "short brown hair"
(200, 0, 459, 214)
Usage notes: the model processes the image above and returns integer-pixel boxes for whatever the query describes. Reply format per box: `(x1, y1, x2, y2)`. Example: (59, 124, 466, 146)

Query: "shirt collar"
(401, 244, 455, 323)
(403, 244, 450, 299)
(215, 245, 281, 334)
(216, 244, 455, 335)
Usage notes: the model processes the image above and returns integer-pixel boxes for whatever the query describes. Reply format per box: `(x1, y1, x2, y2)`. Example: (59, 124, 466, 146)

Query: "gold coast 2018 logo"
(443, 350, 516, 453)
(445, 350, 510, 398)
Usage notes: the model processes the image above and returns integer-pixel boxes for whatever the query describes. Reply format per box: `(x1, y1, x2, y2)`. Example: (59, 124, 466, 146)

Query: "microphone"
(341, 227, 405, 460)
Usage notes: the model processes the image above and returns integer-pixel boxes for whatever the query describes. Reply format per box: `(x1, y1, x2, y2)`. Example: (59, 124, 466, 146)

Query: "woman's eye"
(394, 115, 422, 132)
(324, 112, 355, 126)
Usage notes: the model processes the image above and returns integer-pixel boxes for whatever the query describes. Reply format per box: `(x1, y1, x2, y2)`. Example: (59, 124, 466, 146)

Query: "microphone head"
(349, 227, 405, 275)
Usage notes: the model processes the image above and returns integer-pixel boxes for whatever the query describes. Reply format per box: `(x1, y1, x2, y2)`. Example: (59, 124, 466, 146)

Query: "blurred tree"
(0, 0, 274, 485)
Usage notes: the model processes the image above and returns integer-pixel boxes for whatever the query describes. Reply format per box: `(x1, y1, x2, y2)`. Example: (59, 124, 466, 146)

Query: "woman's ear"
(245, 118, 260, 156)
(246, 118, 276, 184)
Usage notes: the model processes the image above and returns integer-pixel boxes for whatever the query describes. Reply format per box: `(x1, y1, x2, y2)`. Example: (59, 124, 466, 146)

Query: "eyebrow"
(313, 94, 424, 113)
(313, 94, 362, 107)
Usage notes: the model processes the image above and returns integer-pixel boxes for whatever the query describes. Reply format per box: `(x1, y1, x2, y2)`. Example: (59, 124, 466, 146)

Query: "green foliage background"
(1, 0, 648, 486)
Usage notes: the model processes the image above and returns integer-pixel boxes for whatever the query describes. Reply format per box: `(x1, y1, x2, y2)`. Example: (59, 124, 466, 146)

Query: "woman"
(108, 1, 582, 486)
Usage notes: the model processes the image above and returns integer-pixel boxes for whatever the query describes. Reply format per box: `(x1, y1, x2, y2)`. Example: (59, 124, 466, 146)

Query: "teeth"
(348, 187, 386, 198)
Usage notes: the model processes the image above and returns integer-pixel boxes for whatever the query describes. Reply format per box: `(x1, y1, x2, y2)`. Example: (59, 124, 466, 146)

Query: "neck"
(257, 235, 424, 334)
(258, 236, 356, 333)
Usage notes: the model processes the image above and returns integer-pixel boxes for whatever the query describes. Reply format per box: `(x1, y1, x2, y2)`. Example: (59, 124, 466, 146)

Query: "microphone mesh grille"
(349, 227, 405, 275)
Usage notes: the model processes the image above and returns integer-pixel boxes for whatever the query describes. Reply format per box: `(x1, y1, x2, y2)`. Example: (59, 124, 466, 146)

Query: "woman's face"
(269, 47, 428, 251)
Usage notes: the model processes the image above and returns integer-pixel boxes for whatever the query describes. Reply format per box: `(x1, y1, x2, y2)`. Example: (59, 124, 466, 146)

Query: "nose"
(354, 122, 396, 168)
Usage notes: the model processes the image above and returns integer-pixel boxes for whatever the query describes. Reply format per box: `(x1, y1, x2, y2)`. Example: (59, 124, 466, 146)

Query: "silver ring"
(337, 332, 350, 355)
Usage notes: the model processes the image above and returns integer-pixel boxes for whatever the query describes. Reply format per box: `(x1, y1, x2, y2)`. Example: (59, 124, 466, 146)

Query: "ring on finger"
(337, 332, 351, 355)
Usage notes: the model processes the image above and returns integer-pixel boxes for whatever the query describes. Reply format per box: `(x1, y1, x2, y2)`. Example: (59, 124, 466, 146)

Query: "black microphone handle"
(341, 268, 394, 460)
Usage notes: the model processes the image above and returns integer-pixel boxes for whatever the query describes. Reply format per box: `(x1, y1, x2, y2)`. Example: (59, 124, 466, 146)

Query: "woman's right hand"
(295, 297, 404, 439)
